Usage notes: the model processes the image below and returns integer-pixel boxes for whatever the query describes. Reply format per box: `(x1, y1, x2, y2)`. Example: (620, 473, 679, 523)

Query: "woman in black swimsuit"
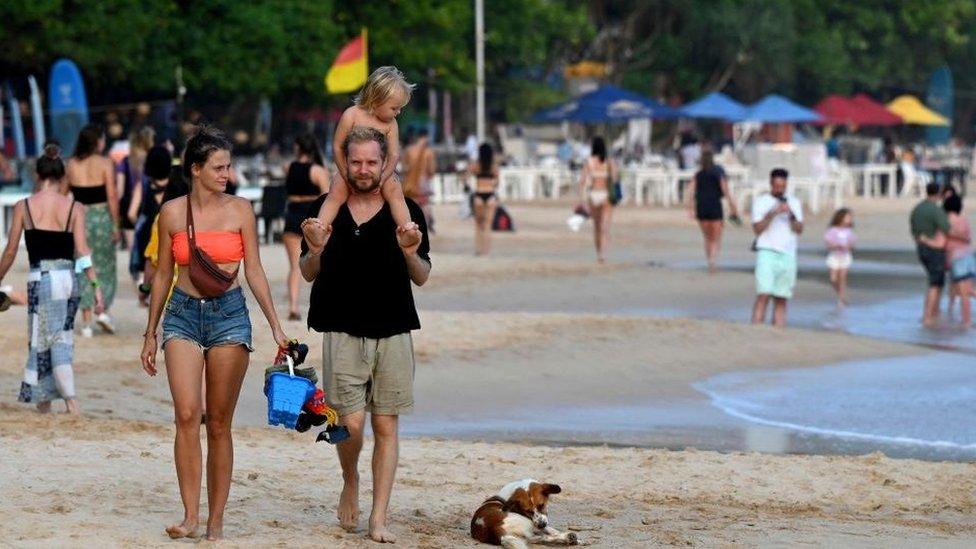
(468, 143, 499, 255)
(282, 134, 330, 320)
(685, 149, 739, 273)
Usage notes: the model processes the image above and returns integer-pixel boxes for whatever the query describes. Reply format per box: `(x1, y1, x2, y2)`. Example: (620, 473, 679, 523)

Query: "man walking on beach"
(910, 182, 950, 326)
(299, 127, 431, 543)
(751, 168, 804, 326)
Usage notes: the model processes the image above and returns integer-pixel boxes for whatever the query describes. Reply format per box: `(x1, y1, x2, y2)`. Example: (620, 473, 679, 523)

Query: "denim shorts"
(950, 253, 976, 282)
(162, 287, 253, 352)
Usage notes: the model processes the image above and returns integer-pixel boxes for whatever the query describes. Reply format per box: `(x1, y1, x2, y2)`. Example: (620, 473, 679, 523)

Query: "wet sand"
(1, 197, 974, 546)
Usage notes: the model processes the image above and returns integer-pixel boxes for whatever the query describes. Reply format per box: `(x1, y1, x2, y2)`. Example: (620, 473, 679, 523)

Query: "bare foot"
(65, 399, 80, 415)
(205, 516, 224, 541)
(165, 520, 199, 539)
(36, 401, 51, 414)
(205, 525, 223, 541)
(368, 520, 397, 543)
(338, 474, 360, 532)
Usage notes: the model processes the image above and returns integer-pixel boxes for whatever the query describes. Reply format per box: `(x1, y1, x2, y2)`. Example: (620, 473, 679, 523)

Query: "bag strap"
(186, 198, 196, 251)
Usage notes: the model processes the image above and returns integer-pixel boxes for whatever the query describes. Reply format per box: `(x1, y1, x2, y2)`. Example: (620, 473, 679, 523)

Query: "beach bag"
(608, 161, 622, 206)
(264, 349, 316, 429)
(492, 205, 515, 231)
(186, 201, 239, 298)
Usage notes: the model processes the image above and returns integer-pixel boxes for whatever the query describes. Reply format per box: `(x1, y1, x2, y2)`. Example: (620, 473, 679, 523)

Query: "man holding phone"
(751, 168, 804, 326)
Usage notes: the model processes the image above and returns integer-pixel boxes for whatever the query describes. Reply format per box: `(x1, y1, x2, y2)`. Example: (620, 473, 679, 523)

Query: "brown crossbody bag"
(186, 201, 239, 298)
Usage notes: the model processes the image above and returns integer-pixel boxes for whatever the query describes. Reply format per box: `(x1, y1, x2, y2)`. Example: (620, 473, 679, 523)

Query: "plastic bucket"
(265, 355, 315, 429)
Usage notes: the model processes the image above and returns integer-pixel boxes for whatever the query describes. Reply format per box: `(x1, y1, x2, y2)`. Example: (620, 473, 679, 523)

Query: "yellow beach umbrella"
(886, 95, 950, 126)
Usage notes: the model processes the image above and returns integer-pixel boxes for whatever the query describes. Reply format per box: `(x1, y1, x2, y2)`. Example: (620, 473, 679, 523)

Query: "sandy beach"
(2, 197, 975, 547)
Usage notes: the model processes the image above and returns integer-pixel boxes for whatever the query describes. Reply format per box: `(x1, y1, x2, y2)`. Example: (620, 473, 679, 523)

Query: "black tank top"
(23, 199, 76, 267)
(70, 185, 108, 205)
(285, 162, 320, 197)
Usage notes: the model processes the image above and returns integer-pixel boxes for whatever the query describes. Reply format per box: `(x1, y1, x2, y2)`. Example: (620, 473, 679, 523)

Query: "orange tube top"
(171, 231, 245, 266)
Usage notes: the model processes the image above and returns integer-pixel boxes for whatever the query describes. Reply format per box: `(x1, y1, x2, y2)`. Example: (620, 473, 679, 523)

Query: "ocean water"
(694, 353, 976, 454)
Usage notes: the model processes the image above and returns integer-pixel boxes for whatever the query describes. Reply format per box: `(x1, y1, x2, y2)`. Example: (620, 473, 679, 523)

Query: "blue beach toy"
(265, 355, 315, 429)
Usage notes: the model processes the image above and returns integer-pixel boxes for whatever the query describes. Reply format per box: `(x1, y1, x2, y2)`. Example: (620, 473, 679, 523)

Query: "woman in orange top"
(140, 126, 289, 541)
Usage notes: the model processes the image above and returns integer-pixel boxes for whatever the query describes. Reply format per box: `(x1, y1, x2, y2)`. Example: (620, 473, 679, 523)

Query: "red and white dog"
(470, 479, 580, 548)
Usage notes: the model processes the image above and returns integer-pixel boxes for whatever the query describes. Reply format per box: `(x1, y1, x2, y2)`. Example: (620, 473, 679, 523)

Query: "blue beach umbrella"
(677, 92, 747, 121)
(532, 85, 677, 123)
(736, 94, 821, 123)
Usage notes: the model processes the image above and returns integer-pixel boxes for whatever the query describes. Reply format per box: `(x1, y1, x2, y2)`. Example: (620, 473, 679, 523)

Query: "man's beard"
(346, 170, 381, 194)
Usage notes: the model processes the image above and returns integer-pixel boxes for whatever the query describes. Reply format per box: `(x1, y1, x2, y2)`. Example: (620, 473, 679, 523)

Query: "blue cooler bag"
(265, 355, 315, 429)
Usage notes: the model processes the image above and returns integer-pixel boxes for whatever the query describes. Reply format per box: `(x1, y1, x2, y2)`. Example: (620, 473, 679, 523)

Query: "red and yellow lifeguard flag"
(325, 29, 368, 94)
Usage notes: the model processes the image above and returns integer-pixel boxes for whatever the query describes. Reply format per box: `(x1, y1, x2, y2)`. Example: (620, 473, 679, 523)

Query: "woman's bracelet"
(90, 279, 100, 288)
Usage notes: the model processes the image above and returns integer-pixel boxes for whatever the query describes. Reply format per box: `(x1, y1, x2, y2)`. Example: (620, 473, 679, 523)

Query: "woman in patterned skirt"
(0, 147, 103, 413)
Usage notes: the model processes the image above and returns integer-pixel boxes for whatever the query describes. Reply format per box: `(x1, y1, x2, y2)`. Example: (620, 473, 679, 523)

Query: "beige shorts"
(322, 332, 415, 416)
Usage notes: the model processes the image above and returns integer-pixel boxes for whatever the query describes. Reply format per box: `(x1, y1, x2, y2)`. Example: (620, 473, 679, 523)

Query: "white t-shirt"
(751, 193, 804, 255)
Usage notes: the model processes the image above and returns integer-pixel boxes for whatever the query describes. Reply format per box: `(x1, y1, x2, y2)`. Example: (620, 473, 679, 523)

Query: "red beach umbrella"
(849, 94, 903, 126)
(813, 95, 861, 126)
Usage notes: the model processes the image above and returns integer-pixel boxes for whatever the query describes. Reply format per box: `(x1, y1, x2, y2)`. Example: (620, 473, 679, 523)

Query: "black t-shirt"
(302, 194, 431, 338)
(694, 165, 726, 205)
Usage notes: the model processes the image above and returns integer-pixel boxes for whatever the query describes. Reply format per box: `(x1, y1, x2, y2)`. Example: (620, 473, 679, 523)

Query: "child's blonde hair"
(354, 66, 415, 111)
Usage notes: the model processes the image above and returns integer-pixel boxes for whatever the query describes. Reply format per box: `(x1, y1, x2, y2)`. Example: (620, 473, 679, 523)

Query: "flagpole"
(475, 0, 485, 143)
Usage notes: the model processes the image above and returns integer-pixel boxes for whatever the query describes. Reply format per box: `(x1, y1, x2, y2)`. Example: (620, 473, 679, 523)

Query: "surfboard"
(925, 66, 952, 145)
(48, 58, 89, 156)
(28, 75, 45, 155)
(4, 81, 26, 160)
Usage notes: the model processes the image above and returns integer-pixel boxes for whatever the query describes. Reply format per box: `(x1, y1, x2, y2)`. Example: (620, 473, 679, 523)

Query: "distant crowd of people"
(4, 63, 974, 544)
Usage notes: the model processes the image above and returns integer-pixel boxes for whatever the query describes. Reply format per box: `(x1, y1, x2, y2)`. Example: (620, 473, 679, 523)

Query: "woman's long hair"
(73, 124, 104, 160)
(478, 143, 494, 177)
(295, 133, 324, 166)
(591, 137, 607, 162)
(128, 126, 156, 174)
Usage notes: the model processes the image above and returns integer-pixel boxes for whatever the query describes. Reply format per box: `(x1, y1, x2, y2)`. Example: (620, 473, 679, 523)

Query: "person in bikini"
(468, 142, 499, 255)
(140, 127, 289, 541)
(577, 136, 616, 263)
(316, 66, 418, 250)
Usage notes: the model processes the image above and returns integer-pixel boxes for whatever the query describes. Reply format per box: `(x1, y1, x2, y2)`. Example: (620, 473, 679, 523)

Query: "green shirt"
(909, 200, 950, 239)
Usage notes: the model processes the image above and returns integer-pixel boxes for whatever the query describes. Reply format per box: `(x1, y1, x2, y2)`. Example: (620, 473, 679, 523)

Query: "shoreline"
(2, 199, 975, 546)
